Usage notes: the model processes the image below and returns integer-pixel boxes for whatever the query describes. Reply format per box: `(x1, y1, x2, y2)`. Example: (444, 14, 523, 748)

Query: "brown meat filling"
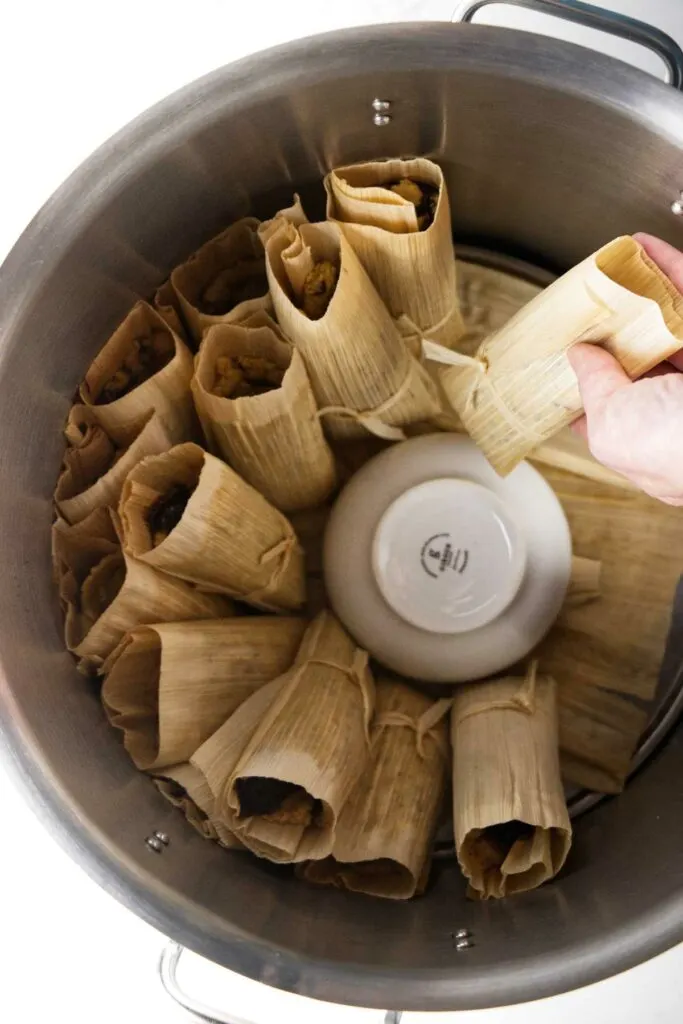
(146, 483, 193, 547)
(98, 330, 175, 404)
(236, 777, 323, 827)
(301, 260, 338, 320)
(212, 354, 284, 399)
(199, 261, 267, 316)
(387, 178, 439, 230)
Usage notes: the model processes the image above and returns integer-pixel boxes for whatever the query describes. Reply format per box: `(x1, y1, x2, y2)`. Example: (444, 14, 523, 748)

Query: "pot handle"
(453, 0, 683, 90)
(158, 940, 403, 1024)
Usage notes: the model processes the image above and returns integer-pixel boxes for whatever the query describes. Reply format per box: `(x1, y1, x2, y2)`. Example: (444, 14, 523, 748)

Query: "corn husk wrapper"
(79, 301, 195, 446)
(530, 427, 638, 492)
(192, 612, 374, 864)
(539, 468, 683, 700)
(566, 556, 602, 609)
(325, 159, 463, 350)
(558, 684, 648, 794)
(102, 617, 306, 772)
(299, 680, 451, 899)
(170, 219, 268, 345)
(154, 278, 189, 343)
(153, 763, 243, 847)
(55, 407, 184, 525)
(431, 236, 683, 475)
(452, 665, 571, 899)
(192, 314, 337, 511)
(456, 259, 547, 357)
(262, 216, 440, 440)
(119, 443, 305, 611)
(53, 511, 232, 673)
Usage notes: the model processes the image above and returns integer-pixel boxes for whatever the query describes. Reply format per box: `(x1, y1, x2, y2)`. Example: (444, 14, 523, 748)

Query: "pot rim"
(2, 22, 683, 1012)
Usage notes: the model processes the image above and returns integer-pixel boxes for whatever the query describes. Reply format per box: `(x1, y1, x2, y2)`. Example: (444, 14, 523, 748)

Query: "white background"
(2, 1, 683, 1021)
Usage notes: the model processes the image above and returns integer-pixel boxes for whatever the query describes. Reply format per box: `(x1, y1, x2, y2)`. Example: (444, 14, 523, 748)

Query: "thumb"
(568, 343, 631, 414)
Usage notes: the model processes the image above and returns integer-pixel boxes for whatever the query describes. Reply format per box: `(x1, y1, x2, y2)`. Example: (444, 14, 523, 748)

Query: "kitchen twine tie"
(422, 339, 551, 446)
(243, 526, 302, 607)
(453, 661, 538, 728)
(315, 341, 439, 442)
(375, 697, 453, 760)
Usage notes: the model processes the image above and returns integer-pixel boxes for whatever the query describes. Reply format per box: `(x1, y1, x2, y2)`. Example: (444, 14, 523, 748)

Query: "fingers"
(633, 232, 683, 293)
(568, 343, 631, 414)
(570, 414, 588, 440)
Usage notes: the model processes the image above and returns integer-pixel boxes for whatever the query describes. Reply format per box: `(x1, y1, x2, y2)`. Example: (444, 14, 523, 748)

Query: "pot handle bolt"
(671, 192, 683, 215)
(372, 98, 392, 126)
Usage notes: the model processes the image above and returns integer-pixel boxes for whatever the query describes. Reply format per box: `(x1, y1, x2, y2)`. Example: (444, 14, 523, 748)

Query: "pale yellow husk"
(325, 158, 463, 349)
(299, 679, 450, 899)
(192, 611, 374, 864)
(451, 665, 571, 899)
(53, 510, 233, 673)
(192, 313, 337, 511)
(539, 467, 683, 700)
(102, 617, 306, 772)
(119, 442, 306, 611)
(170, 219, 268, 345)
(262, 214, 440, 439)
(153, 763, 243, 847)
(435, 236, 683, 475)
(55, 407, 185, 524)
(79, 301, 195, 445)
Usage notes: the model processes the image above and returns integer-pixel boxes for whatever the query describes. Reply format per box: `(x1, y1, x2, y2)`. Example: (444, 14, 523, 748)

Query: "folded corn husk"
(530, 427, 638, 491)
(432, 236, 683, 475)
(52, 511, 232, 673)
(566, 555, 602, 609)
(170, 219, 268, 345)
(300, 679, 450, 899)
(451, 664, 571, 899)
(55, 407, 184, 525)
(154, 278, 189, 343)
(192, 313, 337, 511)
(558, 684, 648, 794)
(456, 259, 548, 357)
(325, 158, 463, 350)
(154, 763, 243, 847)
(79, 301, 195, 445)
(102, 617, 306, 772)
(192, 611, 374, 864)
(119, 442, 305, 611)
(262, 214, 440, 439)
(539, 467, 683, 700)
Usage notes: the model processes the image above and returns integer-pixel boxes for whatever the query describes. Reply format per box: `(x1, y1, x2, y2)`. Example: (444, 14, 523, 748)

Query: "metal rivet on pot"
(146, 830, 170, 853)
(372, 98, 392, 126)
(455, 938, 474, 951)
(672, 200, 683, 215)
(455, 928, 471, 940)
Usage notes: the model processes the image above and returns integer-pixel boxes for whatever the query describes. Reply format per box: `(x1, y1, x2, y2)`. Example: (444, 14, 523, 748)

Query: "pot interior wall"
(2, 26, 683, 1012)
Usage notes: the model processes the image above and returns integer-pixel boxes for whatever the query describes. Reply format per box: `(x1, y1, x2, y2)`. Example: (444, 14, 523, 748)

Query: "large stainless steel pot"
(3, 9, 683, 1014)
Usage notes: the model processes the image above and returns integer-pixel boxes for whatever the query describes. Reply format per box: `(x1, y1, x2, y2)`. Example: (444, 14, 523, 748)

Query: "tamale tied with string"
(451, 664, 571, 899)
(432, 236, 683, 475)
(261, 205, 440, 440)
(102, 617, 306, 772)
(192, 612, 374, 864)
(119, 442, 305, 611)
(325, 158, 464, 350)
(300, 679, 450, 899)
(192, 312, 337, 511)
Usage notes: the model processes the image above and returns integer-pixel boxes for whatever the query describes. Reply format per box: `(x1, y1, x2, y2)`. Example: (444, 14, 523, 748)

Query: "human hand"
(568, 233, 683, 505)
